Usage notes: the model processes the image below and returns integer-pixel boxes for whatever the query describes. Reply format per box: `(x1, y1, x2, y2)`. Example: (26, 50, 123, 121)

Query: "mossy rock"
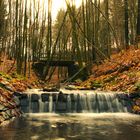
(91, 81, 102, 88)
(0, 83, 5, 88)
(135, 82, 140, 90)
(103, 75, 117, 83)
(0, 72, 12, 80)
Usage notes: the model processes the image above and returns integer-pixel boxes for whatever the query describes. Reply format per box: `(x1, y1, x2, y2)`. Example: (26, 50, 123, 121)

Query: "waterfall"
(19, 90, 128, 113)
(48, 95, 53, 112)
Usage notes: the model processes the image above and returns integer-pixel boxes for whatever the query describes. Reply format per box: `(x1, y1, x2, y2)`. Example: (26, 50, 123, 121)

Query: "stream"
(0, 89, 140, 140)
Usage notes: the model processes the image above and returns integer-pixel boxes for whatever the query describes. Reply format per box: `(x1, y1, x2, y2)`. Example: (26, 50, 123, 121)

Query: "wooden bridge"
(32, 59, 80, 80)
(32, 53, 88, 80)
(39, 60, 75, 66)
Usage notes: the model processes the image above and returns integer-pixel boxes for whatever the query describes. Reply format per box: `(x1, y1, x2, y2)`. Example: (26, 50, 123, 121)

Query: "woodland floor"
(0, 66, 43, 125)
(1, 48, 140, 94)
(80, 48, 140, 93)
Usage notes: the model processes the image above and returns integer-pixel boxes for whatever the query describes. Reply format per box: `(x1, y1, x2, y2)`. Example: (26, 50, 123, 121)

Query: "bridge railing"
(39, 53, 76, 61)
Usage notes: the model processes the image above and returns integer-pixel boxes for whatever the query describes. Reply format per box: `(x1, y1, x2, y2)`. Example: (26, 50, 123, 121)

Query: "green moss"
(127, 72, 136, 78)
(0, 72, 12, 80)
(91, 81, 102, 88)
(103, 75, 117, 83)
(75, 79, 83, 84)
(135, 81, 140, 90)
(11, 72, 25, 80)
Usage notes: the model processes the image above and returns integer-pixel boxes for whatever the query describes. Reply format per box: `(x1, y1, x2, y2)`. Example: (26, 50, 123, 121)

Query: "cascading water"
(4, 89, 139, 140)
(19, 89, 128, 113)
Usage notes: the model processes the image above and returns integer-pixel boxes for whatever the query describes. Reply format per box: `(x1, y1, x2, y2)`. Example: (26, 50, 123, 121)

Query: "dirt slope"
(82, 48, 140, 93)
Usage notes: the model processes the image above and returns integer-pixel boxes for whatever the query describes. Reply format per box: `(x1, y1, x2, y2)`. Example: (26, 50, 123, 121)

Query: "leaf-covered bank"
(80, 48, 140, 113)
(0, 72, 42, 125)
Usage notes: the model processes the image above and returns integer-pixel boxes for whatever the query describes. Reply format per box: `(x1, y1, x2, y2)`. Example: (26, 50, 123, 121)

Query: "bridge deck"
(39, 60, 75, 67)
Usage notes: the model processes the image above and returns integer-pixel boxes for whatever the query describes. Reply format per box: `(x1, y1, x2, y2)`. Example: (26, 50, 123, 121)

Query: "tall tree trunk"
(46, 0, 52, 58)
(104, 0, 111, 58)
(82, 0, 87, 62)
(94, 0, 99, 61)
(124, 0, 129, 49)
(137, 0, 140, 48)
(15, 0, 21, 74)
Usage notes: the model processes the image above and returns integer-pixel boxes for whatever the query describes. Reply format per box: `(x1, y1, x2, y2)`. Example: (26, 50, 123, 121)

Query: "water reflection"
(0, 113, 140, 140)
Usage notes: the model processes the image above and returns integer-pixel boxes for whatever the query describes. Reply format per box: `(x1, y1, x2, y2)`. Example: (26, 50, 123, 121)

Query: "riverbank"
(1, 48, 140, 124)
(81, 48, 140, 92)
(0, 72, 43, 125)
(80, 48, 140, 114)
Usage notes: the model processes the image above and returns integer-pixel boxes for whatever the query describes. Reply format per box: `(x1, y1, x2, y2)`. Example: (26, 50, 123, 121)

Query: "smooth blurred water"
(0, 113, 140, 140)
(22, 89, 128, 113)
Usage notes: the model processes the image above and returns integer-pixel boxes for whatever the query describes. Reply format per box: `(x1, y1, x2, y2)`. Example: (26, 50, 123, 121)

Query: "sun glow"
(39, 0, 83, 20)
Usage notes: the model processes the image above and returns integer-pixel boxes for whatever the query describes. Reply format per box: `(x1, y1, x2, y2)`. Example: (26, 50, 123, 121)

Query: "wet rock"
(129, 92, 140, 99)
(70, 94, 76, 102)
(41, 94, 50, 102)
(117, 93, 129, 100)
(116, 93, 138, 113)
(31, 94, 39, 102)
(20, 98, 29, 106)
(0, 93, 22, 124)
(58, 92, 67, 102)
(20, 94, 28, 99)
(43, 87, 59, 92)
(65, 85, 76, 90)
(13, 92, 22, 97)
(52, 94, 57, 102)
(13, 96, 20, 106)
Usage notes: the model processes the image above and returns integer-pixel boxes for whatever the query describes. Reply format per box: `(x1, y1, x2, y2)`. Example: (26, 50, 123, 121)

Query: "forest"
(0, 0, 140, 140)
(0, 0, 139, 79)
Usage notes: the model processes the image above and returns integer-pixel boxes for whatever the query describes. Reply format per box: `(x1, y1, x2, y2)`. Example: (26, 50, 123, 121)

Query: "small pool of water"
(0, 113, 140, 140)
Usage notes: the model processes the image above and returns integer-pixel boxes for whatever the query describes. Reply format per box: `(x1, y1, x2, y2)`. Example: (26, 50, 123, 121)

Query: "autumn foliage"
(82, 48, 140, 92)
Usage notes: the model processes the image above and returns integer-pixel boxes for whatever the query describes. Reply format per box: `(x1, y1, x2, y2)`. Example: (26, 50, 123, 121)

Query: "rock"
(41, 94, 49, 102)
(31, 94, 39, 102)
(58, 92, 67, 102)
(65, 85, 77, 90)
(70, 94, 76, 102)
(43, 87, 59, 92)
(20, 94, 28, 99)
(5, 86, 13, 92)
(117, 93, 129, 100)
(129, 92, 140, 99)
(0, 81, 13, 92)
(13, 92, 22, 97)
(20, 98, 29, 106)
(52, 94, 57, 102)
(13, 96, 20, 106)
